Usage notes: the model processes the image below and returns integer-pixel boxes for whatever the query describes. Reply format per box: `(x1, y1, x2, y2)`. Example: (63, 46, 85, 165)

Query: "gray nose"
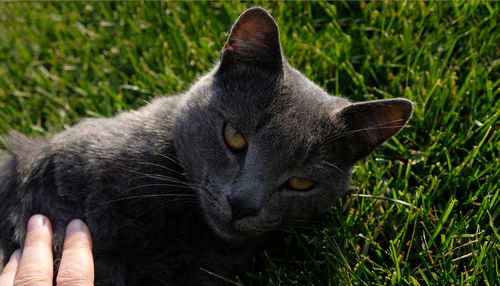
(227, 195, 258, 221)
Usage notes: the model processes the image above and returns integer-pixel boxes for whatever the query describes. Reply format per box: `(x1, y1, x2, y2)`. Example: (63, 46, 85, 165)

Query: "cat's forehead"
(212, 64, 348, 127)
(217, 64, 325, 105)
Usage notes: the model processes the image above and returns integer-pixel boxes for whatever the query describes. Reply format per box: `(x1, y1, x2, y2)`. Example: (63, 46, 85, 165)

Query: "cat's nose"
(227, 195, 258, 221)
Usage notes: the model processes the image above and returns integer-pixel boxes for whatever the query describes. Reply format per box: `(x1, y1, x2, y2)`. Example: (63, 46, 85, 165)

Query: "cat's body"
(0, 92, 260, 285)
(0, 8, 413, 285)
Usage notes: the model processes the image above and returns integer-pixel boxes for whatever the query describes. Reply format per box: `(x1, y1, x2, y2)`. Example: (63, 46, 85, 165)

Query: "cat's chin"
(204, 212, 271, 242)
(206, 215, 254, 242)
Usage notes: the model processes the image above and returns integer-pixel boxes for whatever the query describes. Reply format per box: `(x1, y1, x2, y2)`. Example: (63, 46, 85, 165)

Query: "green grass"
(1, 1, 498, 285)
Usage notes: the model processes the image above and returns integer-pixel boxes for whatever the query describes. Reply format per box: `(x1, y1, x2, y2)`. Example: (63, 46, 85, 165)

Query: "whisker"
(123, 169, 196, 187)
(326, 120, 406, 144)
(95, 193, 198, 206)
(127, 175, 195, 186)
(155, 152, 187, 170)
(133, 161, 187, 178)
(328, 125, 406, 143)
(319, 161, 349, 178)
(118, 183, 194, 196)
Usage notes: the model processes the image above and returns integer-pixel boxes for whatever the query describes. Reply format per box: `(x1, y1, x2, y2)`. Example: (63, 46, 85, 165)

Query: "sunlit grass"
(0, 1, 498, 285)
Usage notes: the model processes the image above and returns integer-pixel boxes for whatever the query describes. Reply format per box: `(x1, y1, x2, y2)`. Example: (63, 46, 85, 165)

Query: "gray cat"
(0, 7, 413, 285)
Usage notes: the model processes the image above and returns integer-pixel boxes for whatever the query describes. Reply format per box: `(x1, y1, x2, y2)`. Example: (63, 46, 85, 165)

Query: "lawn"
(0, 1, 498, 285)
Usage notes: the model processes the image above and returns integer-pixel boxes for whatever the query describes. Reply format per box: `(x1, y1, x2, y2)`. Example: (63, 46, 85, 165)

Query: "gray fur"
(0, 7, 412, 285)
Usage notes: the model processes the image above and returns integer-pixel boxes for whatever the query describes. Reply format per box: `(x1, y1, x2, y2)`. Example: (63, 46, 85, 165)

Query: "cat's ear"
(219, 7, 282, 71)
(338, 99, 413, 161)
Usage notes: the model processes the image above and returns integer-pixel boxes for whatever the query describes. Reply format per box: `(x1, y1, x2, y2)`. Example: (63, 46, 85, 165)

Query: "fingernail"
(27, 214, 48, 233)
(9, 249, 21, 262)
(66, 219, 84, 236)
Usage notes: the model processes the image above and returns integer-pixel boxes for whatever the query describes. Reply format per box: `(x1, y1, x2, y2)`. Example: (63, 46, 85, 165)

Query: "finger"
(14, 214, 54, 286)
(0, 249, 21, 286)
(56, 219, 94, 286)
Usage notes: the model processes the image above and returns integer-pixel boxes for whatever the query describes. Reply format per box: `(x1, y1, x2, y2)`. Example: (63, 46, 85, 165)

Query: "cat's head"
(173, 8, 413, 241)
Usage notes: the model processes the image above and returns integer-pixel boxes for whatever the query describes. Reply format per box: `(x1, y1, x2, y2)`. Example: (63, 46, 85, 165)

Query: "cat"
(0, 7, 413, 286)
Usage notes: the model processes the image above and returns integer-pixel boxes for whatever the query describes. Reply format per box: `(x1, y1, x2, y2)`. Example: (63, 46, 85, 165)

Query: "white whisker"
(319, 161, 349, 178)
(155, 152, 187, 170)
(133, 161, 187, 178)
(118, 183, 194, 195)
(123, 168, 196, 187)
(326, 119, 406, 144)
(95, 193, 198, 206)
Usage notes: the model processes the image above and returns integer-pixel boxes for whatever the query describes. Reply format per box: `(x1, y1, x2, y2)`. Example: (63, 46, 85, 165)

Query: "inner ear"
(219, 7, 282, 70)
(338, 98, 414, 161)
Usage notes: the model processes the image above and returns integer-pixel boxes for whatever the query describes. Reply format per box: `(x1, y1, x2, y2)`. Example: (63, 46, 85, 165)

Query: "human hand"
(0, 214, 94, 286)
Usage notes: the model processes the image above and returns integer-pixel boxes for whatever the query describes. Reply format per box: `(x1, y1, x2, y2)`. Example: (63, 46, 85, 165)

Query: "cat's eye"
(223, 123, 247, 151)
(287, 177, 314, 191)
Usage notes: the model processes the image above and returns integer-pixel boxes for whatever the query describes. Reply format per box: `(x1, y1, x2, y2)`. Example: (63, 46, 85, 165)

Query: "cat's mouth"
(203, 207, 279, 241)
(197, 183, 280, 241)
(232, 219, 279, 235)
(206, 212, 256, 241)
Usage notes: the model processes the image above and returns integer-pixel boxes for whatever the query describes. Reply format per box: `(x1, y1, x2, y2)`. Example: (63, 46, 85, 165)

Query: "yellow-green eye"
(287, 177, 313, 191)
(224, 123, 247, 151)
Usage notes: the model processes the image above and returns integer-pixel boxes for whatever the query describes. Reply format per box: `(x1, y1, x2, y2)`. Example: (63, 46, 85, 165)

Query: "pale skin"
(0, 215, 94, 286)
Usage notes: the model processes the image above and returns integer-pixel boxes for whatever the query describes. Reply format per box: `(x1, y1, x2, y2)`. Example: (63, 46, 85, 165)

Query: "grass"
(0, 1, 498, 285)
